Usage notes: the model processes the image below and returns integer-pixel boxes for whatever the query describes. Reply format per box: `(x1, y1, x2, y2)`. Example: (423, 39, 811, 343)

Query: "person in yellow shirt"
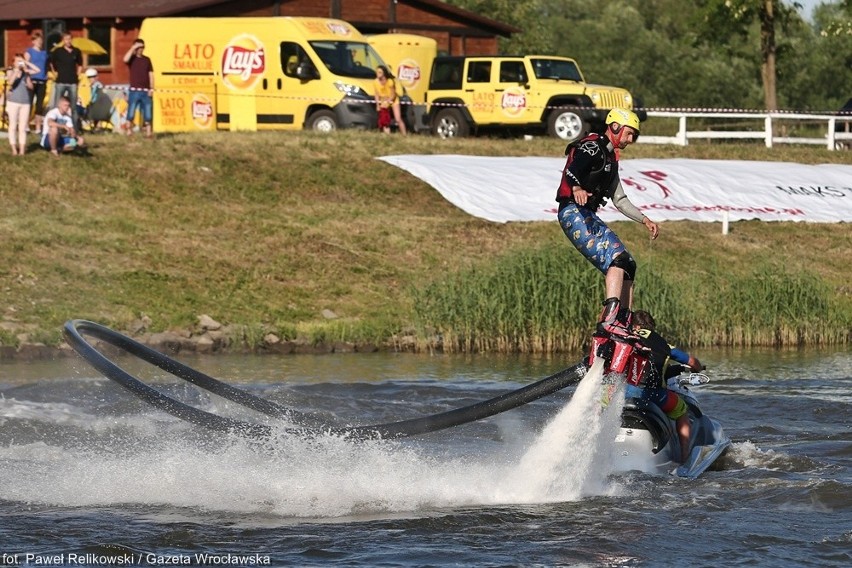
(373, 65, 406, 135)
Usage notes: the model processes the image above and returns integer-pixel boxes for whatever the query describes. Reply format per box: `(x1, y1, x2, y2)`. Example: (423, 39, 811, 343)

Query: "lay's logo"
(191, 94, 214, 129)
(396, 59, 421, 89)
(221, 34, 265, 90)
(501, 88, 527, 117)
(326, 22, 351, 36)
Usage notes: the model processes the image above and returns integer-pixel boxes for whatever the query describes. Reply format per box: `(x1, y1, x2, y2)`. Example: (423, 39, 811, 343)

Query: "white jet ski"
(613, 373, 731, 479)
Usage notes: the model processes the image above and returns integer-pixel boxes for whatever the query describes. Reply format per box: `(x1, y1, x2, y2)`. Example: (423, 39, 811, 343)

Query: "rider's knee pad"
(611, 252, 637, 281)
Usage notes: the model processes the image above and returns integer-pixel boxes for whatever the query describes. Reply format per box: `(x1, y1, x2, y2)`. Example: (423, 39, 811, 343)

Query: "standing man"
(123, 38, 154, 138)
(25, 31, 49, 134)
(48, 32, 83, 128)
(554, 108, 660, 337)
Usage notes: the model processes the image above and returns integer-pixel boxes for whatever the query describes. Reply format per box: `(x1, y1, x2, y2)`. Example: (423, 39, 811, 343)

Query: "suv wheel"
(432, 109, 469, 139)
(307, 110, 337, 133)
(548, 109, 587, 143)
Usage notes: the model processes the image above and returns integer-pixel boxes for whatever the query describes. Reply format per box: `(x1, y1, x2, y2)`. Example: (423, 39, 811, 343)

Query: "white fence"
(639, 110, 852, 150)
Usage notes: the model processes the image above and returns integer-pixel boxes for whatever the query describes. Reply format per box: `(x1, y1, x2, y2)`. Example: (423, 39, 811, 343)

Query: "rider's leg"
(676, 414, 691, 464)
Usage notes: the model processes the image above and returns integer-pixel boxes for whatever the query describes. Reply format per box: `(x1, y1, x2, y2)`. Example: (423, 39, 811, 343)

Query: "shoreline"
(1, 321, 414, 362)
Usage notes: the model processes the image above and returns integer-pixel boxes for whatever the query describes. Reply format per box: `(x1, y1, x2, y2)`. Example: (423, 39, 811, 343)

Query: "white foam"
(496, 358, 626, 502)
(0, 362, 628, 518)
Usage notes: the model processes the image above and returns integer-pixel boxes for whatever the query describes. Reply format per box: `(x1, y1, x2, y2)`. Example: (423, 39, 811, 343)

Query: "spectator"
(123, 38, 154, 138)
(48, 32, 83, 128)
(374, 65, 406, 135)
(85, 67, 104, 103)
(5, 53, 39, 156)
(24, 31, 49, 134)
(41, 95, 85, 156)
(77, 67, 104, 129)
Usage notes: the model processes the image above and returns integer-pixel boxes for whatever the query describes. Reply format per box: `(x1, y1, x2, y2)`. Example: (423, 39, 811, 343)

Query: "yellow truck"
(138, 17, 388, 132)
(424, 55, 641, 142)
(367, 34, 641, 141)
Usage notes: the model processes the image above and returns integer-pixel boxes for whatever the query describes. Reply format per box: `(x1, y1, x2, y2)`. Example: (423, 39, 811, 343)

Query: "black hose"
(64, 320, 587, 440)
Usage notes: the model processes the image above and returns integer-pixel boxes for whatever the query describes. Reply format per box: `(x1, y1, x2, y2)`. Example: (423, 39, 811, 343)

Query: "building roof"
(404, 0, 519, 35)
(0, 0, 228, 20)
(0, 0, 519, 35)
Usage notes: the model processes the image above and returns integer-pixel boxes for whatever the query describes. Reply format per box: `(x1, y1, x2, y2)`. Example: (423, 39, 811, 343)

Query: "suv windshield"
(309, 40, 384, 79)
(531, 58, 583, 82)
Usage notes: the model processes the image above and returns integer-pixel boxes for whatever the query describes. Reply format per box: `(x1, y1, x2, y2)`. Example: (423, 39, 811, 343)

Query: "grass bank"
(1, 130, 849, 353)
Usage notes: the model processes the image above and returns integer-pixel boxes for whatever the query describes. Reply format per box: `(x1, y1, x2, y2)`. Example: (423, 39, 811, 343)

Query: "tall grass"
(412, 247, 605, 353)
(413, 246, 852, 353)
(3, 131, 851, 352)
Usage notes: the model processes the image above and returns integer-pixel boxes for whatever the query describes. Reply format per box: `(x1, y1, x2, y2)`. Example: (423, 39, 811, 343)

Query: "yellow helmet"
(605, 108, 640, 133)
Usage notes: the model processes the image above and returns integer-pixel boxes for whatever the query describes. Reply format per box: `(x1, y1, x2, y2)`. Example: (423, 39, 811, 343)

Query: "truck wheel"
(548, 109, 587, 143)
(432, 109, 469, 139)
(307, 110, 337, 133)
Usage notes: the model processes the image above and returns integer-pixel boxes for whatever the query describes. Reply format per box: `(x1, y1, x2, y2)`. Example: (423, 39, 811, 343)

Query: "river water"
(0, 347, 849, 567)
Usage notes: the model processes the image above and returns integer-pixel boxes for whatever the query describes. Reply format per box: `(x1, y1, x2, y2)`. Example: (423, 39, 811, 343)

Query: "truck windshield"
(531, 58, 583, 82)
(309, 41, 385, 79)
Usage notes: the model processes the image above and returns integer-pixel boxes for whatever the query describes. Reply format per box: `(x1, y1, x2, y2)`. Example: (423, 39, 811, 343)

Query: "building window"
(86, 23, 111, 67)
(43, 19, 65, 54)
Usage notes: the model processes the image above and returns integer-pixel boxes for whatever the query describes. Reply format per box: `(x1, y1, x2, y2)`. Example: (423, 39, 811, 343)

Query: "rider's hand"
(573, 187, 590, 206)
(688, 356, 705, 371)
(643, 217, 659, 240)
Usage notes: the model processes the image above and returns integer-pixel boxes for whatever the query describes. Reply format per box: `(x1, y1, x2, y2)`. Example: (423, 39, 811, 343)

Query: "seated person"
(77, 68, 106, 129)
(629, 310, 705, 464)
(41, 96, 86, 156)
(86, 67, 104, 103)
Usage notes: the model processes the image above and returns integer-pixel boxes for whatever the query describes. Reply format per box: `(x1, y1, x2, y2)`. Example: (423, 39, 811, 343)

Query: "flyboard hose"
(64, 320, 588, 440)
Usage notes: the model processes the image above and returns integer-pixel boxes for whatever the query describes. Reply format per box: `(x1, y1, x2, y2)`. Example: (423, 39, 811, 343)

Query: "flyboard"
(63, 319, 588, 440)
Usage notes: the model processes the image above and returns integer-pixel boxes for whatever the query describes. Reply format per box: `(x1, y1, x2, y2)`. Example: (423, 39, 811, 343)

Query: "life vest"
(555, 133, 620, 210)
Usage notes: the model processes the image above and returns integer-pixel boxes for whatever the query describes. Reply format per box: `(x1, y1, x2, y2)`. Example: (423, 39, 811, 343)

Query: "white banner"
(379, 155, 852, 223)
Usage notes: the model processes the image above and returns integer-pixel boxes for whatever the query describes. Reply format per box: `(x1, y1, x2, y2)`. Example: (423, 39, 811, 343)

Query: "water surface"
(0, 348, 849, 567)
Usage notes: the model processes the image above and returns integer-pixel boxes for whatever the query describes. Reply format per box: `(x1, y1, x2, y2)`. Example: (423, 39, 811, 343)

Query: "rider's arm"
(612, 182, 659, 238)
(611, 182, 645, 222)
(671, 347, 705, 370)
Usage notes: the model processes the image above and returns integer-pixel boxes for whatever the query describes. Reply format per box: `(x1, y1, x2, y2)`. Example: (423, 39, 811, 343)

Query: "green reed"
(412, 247, 606, 353)
(413, 247, 851, 353)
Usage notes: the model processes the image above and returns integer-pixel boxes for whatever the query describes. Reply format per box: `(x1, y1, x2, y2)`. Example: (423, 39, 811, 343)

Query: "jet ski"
(588, 326, 731, 480)
(614, 372, 731, 479)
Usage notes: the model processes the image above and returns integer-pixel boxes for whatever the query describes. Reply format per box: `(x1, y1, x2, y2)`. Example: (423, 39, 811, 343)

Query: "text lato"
(173, 43, 215, 60)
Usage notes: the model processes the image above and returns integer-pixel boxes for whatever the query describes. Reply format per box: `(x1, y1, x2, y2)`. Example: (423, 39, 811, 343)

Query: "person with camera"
(5, 53, 40, 155)
(41, 95, 85, 156)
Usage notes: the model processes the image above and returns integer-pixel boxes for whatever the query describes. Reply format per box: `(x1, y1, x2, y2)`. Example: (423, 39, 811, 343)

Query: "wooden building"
(1, 0, 517, 85)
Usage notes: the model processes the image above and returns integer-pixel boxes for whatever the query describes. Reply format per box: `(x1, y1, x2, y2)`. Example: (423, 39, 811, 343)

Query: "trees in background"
(446, 0, 852, 112)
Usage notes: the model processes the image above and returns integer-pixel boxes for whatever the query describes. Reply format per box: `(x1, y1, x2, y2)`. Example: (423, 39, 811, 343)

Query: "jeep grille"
(591, 89, 632, 110)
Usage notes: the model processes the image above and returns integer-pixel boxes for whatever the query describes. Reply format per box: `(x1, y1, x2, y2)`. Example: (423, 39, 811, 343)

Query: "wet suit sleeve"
(611, 182, 646, 223)
(670, 347, 691, 365)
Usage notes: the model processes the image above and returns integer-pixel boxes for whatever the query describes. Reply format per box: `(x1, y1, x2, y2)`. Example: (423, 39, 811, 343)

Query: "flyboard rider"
(555, 108, 659, 337)
(556, 109, 702, 462)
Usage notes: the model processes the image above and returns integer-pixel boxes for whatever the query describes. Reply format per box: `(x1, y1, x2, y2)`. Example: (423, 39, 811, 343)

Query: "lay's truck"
(367, 34, 438, 133)
(138, 17, 389, 132)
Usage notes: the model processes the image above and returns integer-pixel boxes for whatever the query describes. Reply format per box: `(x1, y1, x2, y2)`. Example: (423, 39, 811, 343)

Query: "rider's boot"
(596, 297, 635, 339)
